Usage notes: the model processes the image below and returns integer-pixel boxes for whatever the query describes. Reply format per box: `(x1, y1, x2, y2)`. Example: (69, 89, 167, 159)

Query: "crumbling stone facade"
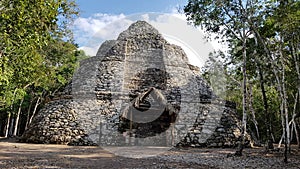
(21, 21, 247, 147)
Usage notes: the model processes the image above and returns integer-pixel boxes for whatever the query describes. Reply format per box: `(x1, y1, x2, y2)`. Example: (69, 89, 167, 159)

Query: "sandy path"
(0, 140, 208, 168)
(0, 138, 299, 169)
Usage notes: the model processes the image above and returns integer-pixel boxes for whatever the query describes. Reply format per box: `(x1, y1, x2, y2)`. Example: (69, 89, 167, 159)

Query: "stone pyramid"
(21, 21, 247, 147)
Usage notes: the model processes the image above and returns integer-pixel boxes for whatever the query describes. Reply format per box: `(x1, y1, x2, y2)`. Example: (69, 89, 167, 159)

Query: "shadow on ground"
(0, 138, 212, 169)
(1, 138, 300, 169)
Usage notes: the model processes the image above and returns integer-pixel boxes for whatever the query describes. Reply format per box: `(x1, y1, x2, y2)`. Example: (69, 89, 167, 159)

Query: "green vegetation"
(0, 0, 89, 137)
(184, 0, 300, 160)
(0, 0, 299, 164)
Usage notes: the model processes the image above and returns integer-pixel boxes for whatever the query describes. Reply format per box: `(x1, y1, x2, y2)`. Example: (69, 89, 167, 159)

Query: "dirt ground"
(1, 138, 300, 169)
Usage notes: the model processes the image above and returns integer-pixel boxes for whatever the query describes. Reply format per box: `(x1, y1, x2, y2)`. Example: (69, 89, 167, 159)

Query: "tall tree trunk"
(28, 96, 40, 126)
(4, 113, 11, 138)
(277, 73, 288, 162)
(241, 36, 247, 151)
(236, 35, 247, 156)
(258, 65, 273, 149)
(291, 38, 300, 148)
(4, 89, 17, 137)
(8, 118, 14, 136)
(248, 83, 260, 141)
(279, 44, 290, 162)
(252, 25, 290, 161)
(250, 25, 275, 149)
(296, 91, 300, 134)
(13, 98, 24, 136)
(25, 98, 33, 131)
(252, 33, 272, 148)
(292, 92, 299, 147)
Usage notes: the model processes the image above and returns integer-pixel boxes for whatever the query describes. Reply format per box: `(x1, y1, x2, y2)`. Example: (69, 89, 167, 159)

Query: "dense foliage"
(184, 0, 300, 159)
(0, 0, 87, 137)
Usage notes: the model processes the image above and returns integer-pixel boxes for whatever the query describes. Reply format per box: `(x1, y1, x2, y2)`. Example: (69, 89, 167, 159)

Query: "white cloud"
(78, 46, 98, 57)
(169, 7, 229, 54)
(73, 13, 126, 50)
(141, 14, 150, 22)
(73, 12, 228, 68)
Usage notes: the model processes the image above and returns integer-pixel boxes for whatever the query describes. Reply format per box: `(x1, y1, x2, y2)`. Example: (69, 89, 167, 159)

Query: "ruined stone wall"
(20, 99, 243, 147)
(20, 100, 94, 145)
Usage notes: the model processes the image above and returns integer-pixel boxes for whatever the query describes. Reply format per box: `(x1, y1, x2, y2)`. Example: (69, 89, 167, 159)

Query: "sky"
(76, 0, 187, 17)
(72, 0, 227, 68)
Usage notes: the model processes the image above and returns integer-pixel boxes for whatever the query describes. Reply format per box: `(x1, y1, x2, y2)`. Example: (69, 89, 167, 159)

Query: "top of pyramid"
(117, 20, 163, 41)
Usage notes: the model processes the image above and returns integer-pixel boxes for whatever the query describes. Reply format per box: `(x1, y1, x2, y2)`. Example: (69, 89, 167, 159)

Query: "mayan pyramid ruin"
(21, 21, 247, 147)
